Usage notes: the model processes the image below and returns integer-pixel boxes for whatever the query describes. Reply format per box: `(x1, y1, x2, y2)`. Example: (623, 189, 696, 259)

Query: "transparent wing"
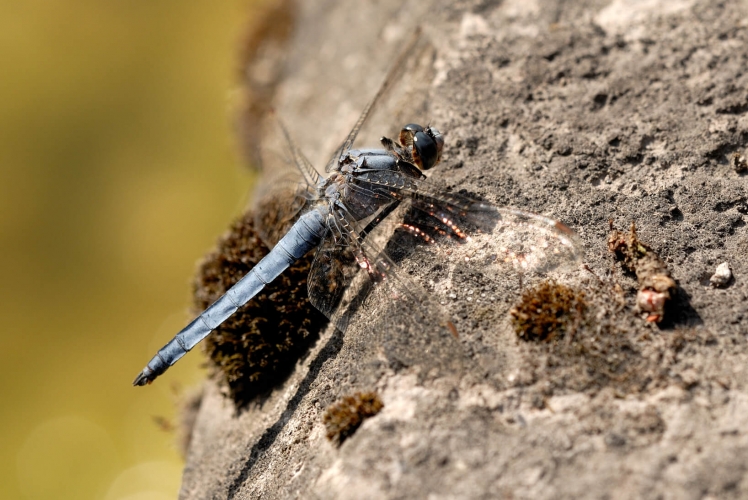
(402, 184, 583, 276)
(324, 28, 422, 173)
(276, 116, 321, 187)
(340, 165, 583, 277)
(307, 221, 357, 329)
(306, 177, 583, 379)
(253, 174, 316, 248)
(306, 207, 467, 381)
(254, 116, 322, 247)
(338, 170, 582, 277)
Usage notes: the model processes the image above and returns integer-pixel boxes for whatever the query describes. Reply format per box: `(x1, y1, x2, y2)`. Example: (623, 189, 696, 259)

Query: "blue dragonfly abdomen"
(133, 208, 329, 386)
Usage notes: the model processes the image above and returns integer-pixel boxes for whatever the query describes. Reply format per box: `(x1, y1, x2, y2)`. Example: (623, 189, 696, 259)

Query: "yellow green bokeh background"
(0, 2, 257, 498)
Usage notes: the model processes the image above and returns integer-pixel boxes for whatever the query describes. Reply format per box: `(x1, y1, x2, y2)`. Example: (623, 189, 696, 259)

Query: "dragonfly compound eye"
(413, 130, 440, 170)
(426, 127, 444, 166)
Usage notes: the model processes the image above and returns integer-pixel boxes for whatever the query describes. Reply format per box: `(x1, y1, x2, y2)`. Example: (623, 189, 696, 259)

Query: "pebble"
(709, 262, 732, 287)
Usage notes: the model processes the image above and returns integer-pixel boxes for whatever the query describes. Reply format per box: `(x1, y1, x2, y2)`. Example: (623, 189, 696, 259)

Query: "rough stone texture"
(180, 1, 748, 498)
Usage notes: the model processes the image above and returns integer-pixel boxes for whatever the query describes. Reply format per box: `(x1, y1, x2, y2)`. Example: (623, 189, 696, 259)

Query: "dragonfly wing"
(255, 116, 322, 247)
(254, 175, 316, 247)
(353, 230, 467, 380)
(307, 225, 359, 331)
(399, 183, 583, 276)
(346, 183, 584, 376)
(324, 28, 423, 173)
(306, 207, 467, 381)
(332, 167, 582, 278)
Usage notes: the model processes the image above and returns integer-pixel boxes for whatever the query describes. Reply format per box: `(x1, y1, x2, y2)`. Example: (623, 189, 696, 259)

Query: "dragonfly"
(133, 33, 583, 387)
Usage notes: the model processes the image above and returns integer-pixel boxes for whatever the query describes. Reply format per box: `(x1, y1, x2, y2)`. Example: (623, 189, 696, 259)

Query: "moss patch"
(510, 281, 587, 342)
(323, 391, 384, 446)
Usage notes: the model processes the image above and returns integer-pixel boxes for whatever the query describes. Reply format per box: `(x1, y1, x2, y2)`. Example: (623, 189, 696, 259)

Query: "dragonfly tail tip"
(132, 371, 152, 387)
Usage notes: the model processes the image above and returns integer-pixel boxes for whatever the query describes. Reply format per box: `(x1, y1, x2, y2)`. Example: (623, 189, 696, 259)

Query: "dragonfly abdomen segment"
(133, 209, 328, 386)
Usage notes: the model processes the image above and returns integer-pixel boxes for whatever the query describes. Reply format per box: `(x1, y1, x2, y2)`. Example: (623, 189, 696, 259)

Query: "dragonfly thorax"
(324, 151, 401, 222)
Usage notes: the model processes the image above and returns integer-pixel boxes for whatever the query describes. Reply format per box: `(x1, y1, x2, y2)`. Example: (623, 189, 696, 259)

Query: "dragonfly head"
(399, 124, 444, 171)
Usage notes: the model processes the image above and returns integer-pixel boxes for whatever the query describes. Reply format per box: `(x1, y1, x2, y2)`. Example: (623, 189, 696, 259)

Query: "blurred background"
(0, 1, 260, 498)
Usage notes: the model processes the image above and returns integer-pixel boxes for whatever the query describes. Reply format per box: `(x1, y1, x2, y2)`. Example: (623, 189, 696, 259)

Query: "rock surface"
(180, 0, 748, 498)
